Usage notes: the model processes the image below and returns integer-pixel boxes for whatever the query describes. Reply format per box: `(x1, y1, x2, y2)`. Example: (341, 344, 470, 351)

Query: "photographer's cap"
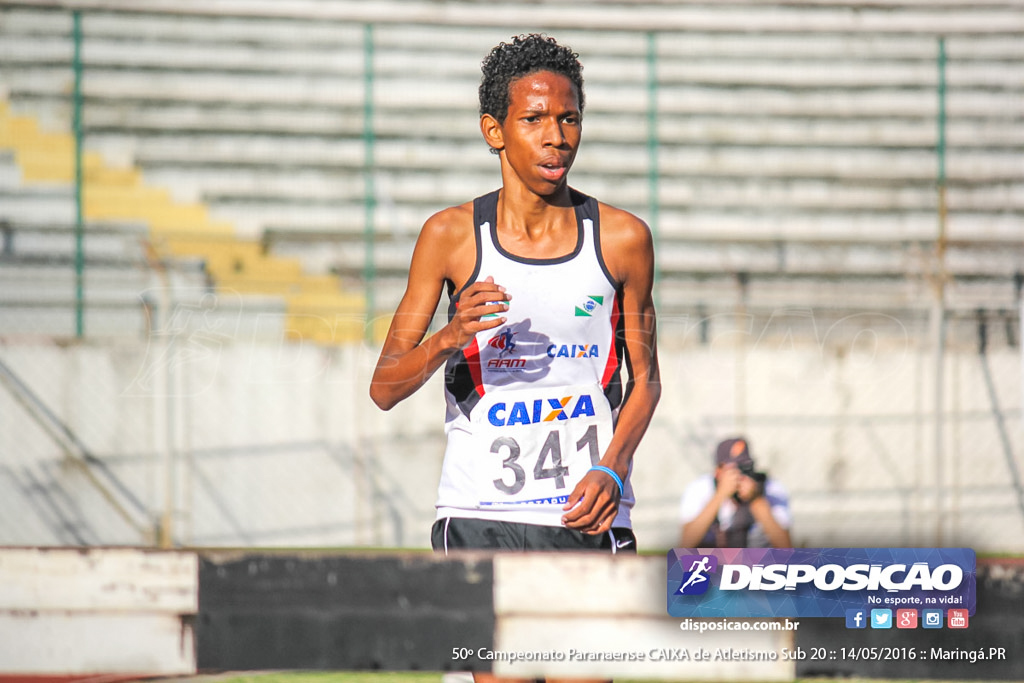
(715, 437, 754, 467)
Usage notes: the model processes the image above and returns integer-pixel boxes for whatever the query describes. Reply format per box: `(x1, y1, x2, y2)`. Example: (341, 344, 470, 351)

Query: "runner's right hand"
(446, 276, 510, 349)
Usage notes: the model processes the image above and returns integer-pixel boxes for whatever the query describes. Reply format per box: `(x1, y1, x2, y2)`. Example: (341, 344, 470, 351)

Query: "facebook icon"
(846, 609, 867, 629)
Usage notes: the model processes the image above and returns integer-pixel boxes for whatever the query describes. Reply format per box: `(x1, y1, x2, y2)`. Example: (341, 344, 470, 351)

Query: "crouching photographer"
(679, 437, 793, 548)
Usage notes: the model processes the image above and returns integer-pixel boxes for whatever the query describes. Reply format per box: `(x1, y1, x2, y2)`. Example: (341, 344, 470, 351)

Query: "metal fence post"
(72, 10, 85, 339)
(363, 22, 377, 344)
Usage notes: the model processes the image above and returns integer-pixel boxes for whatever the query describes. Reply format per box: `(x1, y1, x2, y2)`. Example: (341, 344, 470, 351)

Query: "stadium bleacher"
(0, 1, 1021, 552)
(1, 2, 1020, 339)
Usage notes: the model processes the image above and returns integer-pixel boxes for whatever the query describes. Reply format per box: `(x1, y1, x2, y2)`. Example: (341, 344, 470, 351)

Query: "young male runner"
(371, 34, 660, 556)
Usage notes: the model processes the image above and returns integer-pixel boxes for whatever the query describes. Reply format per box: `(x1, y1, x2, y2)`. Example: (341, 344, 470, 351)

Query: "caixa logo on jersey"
(666, 548, 976, 619)
(487, 394, 597, 427)
(547, 343, 600, 359)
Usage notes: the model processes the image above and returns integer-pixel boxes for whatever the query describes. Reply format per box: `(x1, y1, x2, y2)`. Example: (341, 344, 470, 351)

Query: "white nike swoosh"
(616, 539, 634, 548)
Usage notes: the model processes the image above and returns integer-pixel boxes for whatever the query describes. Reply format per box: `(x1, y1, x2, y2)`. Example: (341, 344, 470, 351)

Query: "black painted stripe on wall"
(197, 552, 495, 671)
(195, 551, 1023, 679)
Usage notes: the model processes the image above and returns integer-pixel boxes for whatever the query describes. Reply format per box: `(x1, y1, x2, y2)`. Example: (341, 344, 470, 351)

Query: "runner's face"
(497, 70, 581, 195)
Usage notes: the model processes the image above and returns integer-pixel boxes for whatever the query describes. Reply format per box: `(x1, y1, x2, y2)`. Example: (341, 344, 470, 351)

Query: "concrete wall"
(0, 547, 196, 675)
(1, 324, 1020, 552)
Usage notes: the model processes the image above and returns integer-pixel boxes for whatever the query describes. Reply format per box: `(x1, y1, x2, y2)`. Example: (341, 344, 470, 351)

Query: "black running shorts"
(431, 517, 637, 554)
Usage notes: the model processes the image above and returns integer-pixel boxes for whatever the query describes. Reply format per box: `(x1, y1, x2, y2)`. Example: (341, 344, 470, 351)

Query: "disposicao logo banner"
(667, 548, 976, 618)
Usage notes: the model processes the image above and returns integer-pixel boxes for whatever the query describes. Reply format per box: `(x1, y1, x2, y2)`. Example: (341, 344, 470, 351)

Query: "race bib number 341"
(472, 385, 614, 509)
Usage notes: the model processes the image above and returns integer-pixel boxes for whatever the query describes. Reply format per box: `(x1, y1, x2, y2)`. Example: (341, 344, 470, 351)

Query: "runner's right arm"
(370, 208, 510, 410)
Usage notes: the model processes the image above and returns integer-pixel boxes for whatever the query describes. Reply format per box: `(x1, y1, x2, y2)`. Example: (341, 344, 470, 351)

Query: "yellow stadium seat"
(0, 98, 367, 344)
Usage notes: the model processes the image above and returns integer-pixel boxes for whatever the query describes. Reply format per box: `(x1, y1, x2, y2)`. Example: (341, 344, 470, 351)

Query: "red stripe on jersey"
(600, 292, 623, 388)
(464, 338, 485, 396)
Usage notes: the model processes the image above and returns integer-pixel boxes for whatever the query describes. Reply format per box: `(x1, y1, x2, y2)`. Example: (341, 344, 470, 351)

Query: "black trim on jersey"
(447, 196, 488, 308)
(572, 189, 624, 408)
(584, 196, 626, 410)
(603, 288, 626, 410)
(443, 194, 490, 418)
(590, 199, 620, 290)
(443, 189, 617, 419)
(444, 352, 482, 418)
(486, 188, 592, 266)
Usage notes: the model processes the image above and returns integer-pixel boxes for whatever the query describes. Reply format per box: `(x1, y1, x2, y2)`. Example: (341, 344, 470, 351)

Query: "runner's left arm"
(562, 209, 661, 534)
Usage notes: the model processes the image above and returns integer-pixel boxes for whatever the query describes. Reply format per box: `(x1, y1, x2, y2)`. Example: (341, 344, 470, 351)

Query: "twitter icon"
(870, 609, 893, 629)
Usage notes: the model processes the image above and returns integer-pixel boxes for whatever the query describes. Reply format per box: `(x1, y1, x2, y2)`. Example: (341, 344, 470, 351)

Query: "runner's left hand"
(561, 468, 621, 535)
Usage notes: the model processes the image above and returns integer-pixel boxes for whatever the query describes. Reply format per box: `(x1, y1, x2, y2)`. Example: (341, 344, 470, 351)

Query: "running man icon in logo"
(487, 328, 517, 357)
(676, 555, 718, 595)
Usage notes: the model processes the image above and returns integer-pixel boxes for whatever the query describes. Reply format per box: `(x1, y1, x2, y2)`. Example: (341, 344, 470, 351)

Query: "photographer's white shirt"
(678, 474, 792, 548)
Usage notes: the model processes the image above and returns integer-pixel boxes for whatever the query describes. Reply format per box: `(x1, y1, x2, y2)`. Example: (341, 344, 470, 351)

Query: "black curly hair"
(479, 34, 585, 125)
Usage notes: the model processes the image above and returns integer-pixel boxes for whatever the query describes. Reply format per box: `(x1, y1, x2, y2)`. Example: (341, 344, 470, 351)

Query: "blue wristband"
(590, 465, 624, 497)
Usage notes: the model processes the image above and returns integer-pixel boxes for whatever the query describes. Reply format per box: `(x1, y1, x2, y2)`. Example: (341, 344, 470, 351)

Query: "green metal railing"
(646, 31, 661, 308)
(363, 23, 377, 344)
(72, 9, 84, 339)
(56, 16, 974, 341)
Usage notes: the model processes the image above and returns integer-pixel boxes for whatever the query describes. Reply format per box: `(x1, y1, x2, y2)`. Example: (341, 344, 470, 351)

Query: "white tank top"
(436, 189, 633, 527)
